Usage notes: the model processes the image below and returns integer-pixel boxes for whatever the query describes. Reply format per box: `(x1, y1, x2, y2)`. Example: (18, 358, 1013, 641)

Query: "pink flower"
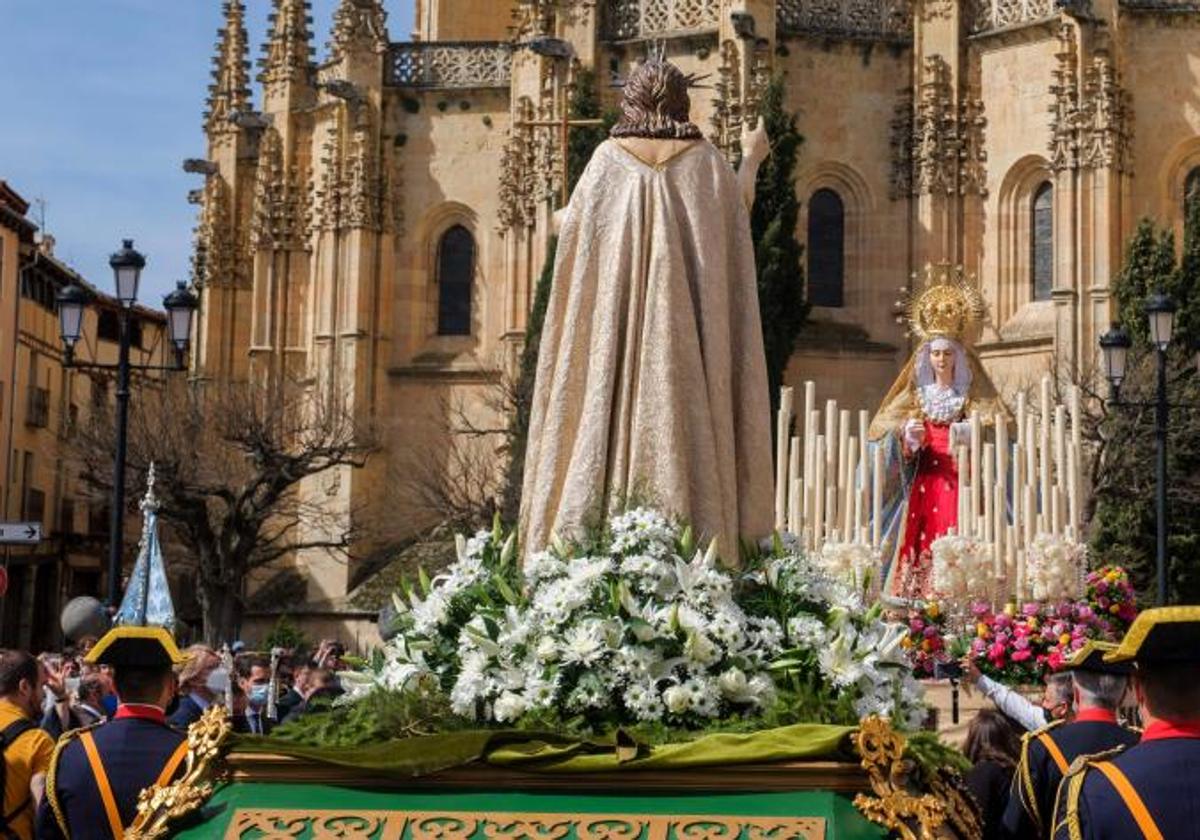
(1023, 603, 1041, 617)
(1012, 649, 1033, 663)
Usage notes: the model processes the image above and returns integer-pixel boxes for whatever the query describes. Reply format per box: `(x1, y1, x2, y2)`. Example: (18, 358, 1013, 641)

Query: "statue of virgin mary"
(868, 266, 1009, 598)
(519, 57, 775, 559)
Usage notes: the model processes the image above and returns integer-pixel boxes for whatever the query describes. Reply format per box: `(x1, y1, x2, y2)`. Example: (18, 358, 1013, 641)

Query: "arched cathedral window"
(1031, 182, 1053, 302)
(1185, 166, 1200, 223)
(807, 188, 845, 308)
(437, 225, 475, 336)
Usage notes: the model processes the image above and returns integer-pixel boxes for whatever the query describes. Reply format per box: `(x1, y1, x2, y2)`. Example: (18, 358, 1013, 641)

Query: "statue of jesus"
(519, 57, 774, 559)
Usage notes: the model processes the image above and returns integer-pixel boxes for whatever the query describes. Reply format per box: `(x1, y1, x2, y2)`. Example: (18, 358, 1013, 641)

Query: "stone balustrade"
(387, 42, 513, 89)
(601, 0, 720, 41)
(775, 0, 912, 42)
(967, 0, 1063, 33)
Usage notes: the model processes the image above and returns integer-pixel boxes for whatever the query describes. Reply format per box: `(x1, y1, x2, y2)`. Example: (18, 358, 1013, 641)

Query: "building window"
(1185, 167, 1200, 223)
(436, 225, 475, 336)
(98, 309, 120, 342)
(1032, 181, 1054, 302)
(807, 189, 845, 308)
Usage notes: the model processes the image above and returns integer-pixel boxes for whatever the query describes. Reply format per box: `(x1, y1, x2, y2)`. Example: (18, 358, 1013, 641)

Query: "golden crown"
(900, 263, 987, 343)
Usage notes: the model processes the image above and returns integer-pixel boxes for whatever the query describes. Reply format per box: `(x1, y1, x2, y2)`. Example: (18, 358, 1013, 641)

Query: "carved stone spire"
(259, 0, 315, 93)
(327, 0, 388, 63)
(205, 0, 253, 134)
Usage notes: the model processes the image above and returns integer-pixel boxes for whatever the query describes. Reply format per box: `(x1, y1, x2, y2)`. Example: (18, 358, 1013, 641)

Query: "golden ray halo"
(900, 263, 987, 344)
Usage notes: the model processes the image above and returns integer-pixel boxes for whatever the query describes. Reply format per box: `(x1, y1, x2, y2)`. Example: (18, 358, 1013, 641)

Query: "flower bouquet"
(1027, 533, 1087, 602)
(930, 534, 992, 601)
(339, 508, 928, 735)
(901, 602, 948, 679)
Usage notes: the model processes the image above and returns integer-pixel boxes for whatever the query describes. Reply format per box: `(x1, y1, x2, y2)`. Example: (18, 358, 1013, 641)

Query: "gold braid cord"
(852, 717, 982, 840)
(126, 705, 233, 840)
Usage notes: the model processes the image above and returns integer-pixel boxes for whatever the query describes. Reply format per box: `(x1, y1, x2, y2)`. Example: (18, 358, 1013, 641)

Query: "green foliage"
(1090, 212, 1200, 604)
(262, 615, 308, 653)
(499, 70, 617, 522)
(271, 690, 469, 747)
(751, 77, 810, 413)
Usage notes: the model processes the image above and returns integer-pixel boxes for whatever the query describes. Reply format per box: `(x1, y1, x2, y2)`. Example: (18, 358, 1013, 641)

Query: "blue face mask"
(248, 685, 270, 708)
(101, 695, 118, 717)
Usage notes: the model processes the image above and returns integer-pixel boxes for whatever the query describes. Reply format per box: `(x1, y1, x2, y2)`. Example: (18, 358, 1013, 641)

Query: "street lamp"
(55, 240, 197, 606)
(1099, 293, 1200, 607)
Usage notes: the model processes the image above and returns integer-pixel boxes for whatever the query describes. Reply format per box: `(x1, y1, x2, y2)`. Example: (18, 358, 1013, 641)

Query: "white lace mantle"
(919, 384, 966, 424)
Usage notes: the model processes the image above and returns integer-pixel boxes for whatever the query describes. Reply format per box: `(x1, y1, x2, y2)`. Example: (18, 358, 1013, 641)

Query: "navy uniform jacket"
(165, 694, 207, 730)
(1052, 729, 1200, 840)
(1003, 714, 1140, 839)
(34, 710, 186, 840)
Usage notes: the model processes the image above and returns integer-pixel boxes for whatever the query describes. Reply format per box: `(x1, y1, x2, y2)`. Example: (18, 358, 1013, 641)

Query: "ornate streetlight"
(55, 240, 198, 606)
(1099, 293, 1200, 606)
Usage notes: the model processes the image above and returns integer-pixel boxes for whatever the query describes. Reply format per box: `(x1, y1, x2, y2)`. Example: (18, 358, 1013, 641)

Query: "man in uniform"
(1003, 640, 1140, 839)
(35, 626, 190, 840)
(1053, 607, 1200, 840)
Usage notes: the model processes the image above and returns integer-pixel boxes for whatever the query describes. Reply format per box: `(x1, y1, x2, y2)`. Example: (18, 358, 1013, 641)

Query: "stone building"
(0, 181, 170, 650)
(190, 0, 1200, 640)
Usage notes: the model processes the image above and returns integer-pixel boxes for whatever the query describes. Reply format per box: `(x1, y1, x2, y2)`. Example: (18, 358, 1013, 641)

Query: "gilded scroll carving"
(221, 810, 827, 840)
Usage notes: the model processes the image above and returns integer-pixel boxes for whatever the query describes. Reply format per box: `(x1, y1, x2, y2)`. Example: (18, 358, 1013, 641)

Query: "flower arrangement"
(817, 540, 878, 593)
(901, 602, 948, 678)
(963, 567, 1139, 682)
(341, 509, 927, 734)
(930, 534, 992, 600)
(1085, 567, 1138, 631)
(1027, 534, 1087, 602)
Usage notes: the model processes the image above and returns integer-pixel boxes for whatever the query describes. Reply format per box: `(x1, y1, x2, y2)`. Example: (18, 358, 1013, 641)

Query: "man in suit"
(40, 673, 113, 740)
(1054, 607, 1200, 840)
(36, 627, 190, 840)
(1003, 640, 1140, 839)
(166, 644, 222, 730)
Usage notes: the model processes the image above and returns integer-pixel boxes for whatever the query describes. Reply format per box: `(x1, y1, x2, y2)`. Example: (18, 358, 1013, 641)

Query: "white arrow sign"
(0, 522, 42, 545)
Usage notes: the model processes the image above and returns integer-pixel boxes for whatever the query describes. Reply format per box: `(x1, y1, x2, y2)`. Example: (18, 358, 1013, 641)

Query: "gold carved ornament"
(223, 810, 828, 840)
(125, 705, 235, 840)
(852, 716, 982, 840)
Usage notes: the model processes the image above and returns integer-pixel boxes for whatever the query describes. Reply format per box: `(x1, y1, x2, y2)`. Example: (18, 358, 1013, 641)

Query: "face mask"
(205, 668, 230, 694)
(64, 677, 81, 696)
(248, 685, 270, 708)
(101, 695, 118, 717)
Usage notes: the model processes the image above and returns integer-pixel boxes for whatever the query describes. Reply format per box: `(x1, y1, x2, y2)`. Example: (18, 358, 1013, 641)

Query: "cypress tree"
(751, 77, 810, 412)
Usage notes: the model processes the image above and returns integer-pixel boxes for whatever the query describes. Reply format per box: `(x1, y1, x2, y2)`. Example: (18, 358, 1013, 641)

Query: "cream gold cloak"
(519, 139, 774, 558)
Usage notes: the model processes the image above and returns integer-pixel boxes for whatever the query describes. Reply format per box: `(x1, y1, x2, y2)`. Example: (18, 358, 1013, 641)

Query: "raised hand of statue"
(903, 418, 926, 454)
(740, 120, 770, 170)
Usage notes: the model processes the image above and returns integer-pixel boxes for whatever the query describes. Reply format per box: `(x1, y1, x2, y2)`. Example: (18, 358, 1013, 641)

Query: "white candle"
(957, 444, 970, 537)
(1067, 442, 1079, 538)
(1054, 404, 1067, 492)
(803, 384, 816, 523)
(970, 410, 982, 528)
(775, 387, 794, 530)
(838, 408, 851, 494)
(814, 435, 826, 550)
(843, 439, 857, 540)
(983, 443, 995, 544)
(1040, 377, 1052, 531)
(872, 444, 884, 548)
(788, 436, 801, 534)
(826, 486, 838, 545)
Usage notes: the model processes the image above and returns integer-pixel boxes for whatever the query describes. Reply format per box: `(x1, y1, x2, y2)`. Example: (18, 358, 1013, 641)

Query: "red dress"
(895, 420, 958, 597)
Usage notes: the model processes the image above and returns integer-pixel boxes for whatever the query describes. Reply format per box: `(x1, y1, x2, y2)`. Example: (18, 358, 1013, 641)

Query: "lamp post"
(1098, 293, 1199, 606)
(55, 240, 198, 606)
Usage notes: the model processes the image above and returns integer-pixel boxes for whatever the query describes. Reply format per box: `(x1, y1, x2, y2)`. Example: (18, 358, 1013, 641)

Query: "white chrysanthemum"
(493, 690, 528, 723)
(561, 621, 609, 667)
(525, 550, 567, 584)
(787, 614, 828, 648)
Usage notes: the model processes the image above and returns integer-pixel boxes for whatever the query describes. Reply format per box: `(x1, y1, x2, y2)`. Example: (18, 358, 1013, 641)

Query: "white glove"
(950, 421, 971, 449)
(903, 419, 925, 453)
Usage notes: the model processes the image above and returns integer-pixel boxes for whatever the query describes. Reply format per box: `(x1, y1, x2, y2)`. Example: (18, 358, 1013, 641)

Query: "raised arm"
(738, 121, 770, 211)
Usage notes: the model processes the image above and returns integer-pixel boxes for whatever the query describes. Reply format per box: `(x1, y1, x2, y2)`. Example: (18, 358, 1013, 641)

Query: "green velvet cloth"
(230, 723, 858, 778)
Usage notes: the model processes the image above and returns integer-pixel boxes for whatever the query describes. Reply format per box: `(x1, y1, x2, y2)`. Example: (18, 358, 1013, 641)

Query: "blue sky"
(0, 0, 415, 305)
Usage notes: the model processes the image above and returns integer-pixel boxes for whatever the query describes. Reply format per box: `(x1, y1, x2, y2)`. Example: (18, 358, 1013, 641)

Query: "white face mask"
(64, 677, 81, 696)
(204, 668, 230, 694)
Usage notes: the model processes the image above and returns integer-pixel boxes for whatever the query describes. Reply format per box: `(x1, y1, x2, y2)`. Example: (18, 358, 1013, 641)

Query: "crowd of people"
(953, 615, 1200, 840)
(0, 633, 347, 839)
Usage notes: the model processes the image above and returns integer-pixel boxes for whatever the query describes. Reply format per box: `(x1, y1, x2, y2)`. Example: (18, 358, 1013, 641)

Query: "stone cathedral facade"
(191, 0, 1200, 635)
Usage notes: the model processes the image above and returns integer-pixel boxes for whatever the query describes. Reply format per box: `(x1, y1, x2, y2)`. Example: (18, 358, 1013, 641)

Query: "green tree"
(751, 77, 810, 412)
(1090, 211, 1200, 604)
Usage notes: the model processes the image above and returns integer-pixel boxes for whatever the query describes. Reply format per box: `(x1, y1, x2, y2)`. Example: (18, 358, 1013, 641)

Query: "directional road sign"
(0, 522, 42, 545)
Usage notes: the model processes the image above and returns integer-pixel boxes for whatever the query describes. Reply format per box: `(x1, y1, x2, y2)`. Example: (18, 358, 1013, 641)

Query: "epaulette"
(46, 721, 105, 839)
(1015, 718, 1066, 832)
(1055, 745, 1131, 840)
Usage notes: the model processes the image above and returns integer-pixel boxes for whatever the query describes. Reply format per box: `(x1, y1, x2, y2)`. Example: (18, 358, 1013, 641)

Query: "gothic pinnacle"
(259, 0, 315, 90)
(327, 0, 389, 63)
(204, 0, 253, 133)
